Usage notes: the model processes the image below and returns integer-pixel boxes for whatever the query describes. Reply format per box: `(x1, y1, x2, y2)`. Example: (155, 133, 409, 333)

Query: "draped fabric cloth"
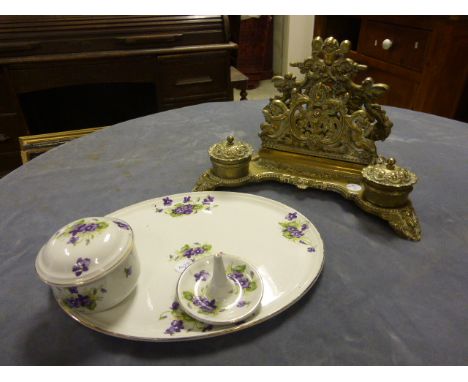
(0, 101, 466, 365)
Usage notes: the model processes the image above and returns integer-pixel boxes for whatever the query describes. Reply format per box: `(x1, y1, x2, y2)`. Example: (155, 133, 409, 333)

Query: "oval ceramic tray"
(58, 191, 324, 341)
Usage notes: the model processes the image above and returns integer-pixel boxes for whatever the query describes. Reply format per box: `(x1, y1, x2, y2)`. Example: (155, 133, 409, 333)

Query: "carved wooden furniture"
(0, 16, 236, 177)
(230, 66, 248, 100)
(314, 16, 468, 122)
(233, 16, 273, 89)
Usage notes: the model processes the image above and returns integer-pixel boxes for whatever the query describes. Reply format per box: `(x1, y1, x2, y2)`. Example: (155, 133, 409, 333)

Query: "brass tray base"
(194, 149, 421, 241)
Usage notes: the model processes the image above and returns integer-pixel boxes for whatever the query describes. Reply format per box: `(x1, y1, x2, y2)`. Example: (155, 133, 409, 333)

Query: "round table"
(0, 101, 467, 365)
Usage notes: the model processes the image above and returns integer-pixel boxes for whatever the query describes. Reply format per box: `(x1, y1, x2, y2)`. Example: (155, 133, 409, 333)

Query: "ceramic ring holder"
(176, 252, 263, 325)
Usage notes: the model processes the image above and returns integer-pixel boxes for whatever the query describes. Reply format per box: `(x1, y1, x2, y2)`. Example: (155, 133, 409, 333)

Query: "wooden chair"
(18, 127, 102, 164)
(230, 66, 249, 100)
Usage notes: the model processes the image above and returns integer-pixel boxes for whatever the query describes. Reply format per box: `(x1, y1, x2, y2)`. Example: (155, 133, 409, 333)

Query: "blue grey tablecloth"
(0, 101, 467, 365)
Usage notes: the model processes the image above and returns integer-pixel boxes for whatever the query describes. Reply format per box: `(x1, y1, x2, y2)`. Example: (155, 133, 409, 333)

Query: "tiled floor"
(233, 79, 276, 101)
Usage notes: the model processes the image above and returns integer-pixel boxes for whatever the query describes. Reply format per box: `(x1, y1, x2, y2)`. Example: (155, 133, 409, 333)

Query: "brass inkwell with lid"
(194, 36, 421, 241)
(362, 157, 417, 208)
(209, 135, 253, 180)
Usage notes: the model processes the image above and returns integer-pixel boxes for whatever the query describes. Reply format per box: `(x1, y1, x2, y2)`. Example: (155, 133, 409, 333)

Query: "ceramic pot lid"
(208, 135, 253, 165)
(36, 217, 133, 286)
(362, 157, 417, 188)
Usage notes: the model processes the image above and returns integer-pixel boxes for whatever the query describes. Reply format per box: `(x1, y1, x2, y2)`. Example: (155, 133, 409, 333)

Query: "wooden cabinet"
(314, 16, 468, 121)
(0, 16, 236, 176)
(230, 16, 273, 89)
(358, 20, 430, 72)
(156, 51, 231, 110)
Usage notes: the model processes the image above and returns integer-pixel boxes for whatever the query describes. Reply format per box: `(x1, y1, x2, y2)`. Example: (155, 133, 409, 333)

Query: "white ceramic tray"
(58, 191, 324, 341)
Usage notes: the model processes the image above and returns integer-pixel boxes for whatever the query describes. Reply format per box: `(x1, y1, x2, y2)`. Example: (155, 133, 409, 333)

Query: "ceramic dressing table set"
(34, 36, 419, 342)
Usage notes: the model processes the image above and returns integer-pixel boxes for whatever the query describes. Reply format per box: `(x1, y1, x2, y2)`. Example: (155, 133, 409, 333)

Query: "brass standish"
(193, 36, 421, 241)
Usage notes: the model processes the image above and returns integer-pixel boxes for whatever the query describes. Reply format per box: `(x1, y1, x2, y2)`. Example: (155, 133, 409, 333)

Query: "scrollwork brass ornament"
(194, 36, 421, 241)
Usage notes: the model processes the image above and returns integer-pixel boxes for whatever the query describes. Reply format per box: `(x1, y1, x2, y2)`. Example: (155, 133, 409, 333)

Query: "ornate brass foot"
(357, 200, 421, 241)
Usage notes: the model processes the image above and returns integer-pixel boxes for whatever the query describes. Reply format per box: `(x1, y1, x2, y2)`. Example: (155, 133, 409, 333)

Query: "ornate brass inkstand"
(194, 36, 421, 241)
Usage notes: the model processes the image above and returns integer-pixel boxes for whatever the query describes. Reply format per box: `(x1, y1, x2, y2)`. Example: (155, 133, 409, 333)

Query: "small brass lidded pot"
(209, 135, 253, 179)
(362, 157, 418, 208)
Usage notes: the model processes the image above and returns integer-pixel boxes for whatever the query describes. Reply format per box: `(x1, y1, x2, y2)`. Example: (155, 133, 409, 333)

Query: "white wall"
(273, 15, 315, 78)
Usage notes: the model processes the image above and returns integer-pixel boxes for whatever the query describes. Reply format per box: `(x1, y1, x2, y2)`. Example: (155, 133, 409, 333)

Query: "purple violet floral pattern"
(226, 263, 257, 292)
(155, 195, 218, 217)
(62, 286, 107, 311)
(228, 272, 251, 289)
(113, 220, 131, 230)
(202, 195, 215, 205)
(72, 257, 91, 276)
(237, 300, 249, 308)
(194, 270, 210, 282)
(286, 212, 298, 221)
(170, 242, 213, 262)
(159, 301, 213, 335)
(124, 266, 132, 278)
(182, 291, 218, 314)
(193, 296, 217, 313)
(280, 212, 316, 253)
(165, 320, 184, 335)
(59, 218, 109, 246)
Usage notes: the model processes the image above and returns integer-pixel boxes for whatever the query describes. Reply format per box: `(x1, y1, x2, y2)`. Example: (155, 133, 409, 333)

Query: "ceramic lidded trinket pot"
(35, 217, 140, 313)
(362, 157, 418, 208)
(208, 135, 253, 179)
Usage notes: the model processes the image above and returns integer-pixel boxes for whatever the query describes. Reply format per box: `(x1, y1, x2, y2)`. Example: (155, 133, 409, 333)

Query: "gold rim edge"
(58, 258, 324, 343)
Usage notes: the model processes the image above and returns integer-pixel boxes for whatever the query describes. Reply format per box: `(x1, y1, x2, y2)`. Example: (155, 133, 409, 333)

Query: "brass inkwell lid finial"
(208, 136, 253, 180)
(363, 157, 418, 188)
(208, 135, 253, 165)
